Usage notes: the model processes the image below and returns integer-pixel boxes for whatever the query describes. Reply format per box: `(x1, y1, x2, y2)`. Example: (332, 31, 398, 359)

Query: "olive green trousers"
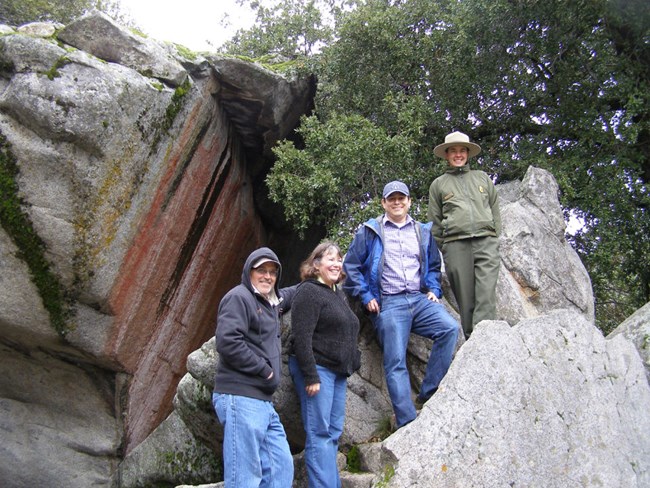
(442, 236, 500, 338)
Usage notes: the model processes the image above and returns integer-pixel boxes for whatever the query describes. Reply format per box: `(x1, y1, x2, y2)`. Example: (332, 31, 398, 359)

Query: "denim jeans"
(212, 393, 294, 488)
(289, 356, 346, 488)
(371, 292, 458, 427)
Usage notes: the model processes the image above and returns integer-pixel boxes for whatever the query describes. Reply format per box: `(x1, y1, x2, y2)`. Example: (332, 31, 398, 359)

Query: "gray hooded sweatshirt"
(213, 247, 296, 401)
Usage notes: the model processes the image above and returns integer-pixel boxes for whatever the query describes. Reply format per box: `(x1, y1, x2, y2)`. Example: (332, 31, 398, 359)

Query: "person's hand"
(366, 298, 380, 313)
(306, 383, 320, 396)
(426, 291, 440, 303)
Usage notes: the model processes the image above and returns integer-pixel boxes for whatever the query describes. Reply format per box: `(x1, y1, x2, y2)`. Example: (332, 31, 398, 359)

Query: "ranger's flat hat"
(434, 131, 481, 158)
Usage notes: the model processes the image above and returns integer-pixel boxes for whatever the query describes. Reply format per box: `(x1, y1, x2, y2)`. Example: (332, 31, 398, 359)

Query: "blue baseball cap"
(382, 181, 410, 198)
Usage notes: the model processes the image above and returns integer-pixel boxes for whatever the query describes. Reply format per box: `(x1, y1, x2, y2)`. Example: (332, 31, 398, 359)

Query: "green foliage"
(220, 0, 349, 59)
(0, 0, 128, 26)
(372, 415, 396, 442)
(168, 79, 192, 120)
(345, 444, 362, 473)
(0, 132, 72, 336)
(257, 0, 650, 332)
(173, 43, 198, 62)
(267, 112, 420, 240)
(375, 463, 396, 487)
(44, 55, 71, 80)
(151, 78, 192, 151)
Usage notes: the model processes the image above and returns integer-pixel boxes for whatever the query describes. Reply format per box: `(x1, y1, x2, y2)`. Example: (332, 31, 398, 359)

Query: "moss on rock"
(0, 131, 73, 336)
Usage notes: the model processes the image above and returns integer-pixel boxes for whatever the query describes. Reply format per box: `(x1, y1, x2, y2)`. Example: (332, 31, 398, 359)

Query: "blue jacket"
(343, 216, 444, 307)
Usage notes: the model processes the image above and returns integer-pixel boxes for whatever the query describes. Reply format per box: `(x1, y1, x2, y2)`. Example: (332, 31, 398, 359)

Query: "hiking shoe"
(415, 388, 437, 409)
(414, 396, 426, 410)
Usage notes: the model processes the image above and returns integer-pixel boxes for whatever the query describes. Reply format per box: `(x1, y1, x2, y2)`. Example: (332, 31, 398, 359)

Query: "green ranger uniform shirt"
(428, 165, 501, 245)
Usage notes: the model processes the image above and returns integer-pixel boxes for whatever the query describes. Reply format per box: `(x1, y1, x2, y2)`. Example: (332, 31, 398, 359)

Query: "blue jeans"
(212, 393, 294, 488)
(289, 356, 346, 488)
(371, 292, 458, 427)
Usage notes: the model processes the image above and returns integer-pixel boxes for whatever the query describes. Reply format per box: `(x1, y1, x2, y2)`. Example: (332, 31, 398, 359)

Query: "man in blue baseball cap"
(343, 181, 459, 428)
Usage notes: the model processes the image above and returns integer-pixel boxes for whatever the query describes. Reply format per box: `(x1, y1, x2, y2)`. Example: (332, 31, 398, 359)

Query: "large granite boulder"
(0, 11, 315, 488)
(379, 310, 650, 487)
(608, 301, 650, 383)
(0, 341, 121, 487)
(57, 10, 188, 87)
(495, 166, 595, 324)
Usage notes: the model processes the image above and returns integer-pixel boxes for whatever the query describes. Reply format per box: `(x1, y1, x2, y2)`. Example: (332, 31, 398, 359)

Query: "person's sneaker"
(414, 396, 427, 410)
(415, 388, 437, 410)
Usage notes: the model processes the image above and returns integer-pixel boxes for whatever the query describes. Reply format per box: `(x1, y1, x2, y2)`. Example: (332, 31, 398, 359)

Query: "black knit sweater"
(290, 279, 361, 385)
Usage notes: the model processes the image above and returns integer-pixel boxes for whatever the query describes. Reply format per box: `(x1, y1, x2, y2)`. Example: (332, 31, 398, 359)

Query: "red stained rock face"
(106, 85, 266, 452)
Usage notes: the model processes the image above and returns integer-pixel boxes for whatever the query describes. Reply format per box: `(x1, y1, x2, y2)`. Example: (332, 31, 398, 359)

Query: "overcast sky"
(119, 0, 256, 51)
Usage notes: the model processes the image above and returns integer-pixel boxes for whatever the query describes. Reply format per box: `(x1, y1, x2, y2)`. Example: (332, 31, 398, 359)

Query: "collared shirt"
(253, 286, 280, 306)
(317, 276, 337, 291)
(380, 215, 421, 295)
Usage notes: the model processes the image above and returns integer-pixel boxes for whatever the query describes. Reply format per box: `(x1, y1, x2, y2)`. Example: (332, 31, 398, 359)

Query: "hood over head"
(242, 247, 283, 297)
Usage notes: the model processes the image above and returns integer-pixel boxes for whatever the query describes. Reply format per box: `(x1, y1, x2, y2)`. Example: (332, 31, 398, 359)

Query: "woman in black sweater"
(289, 241, 361, 488)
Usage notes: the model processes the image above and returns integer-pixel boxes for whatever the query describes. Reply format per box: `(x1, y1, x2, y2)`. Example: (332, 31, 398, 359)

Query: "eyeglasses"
(254, 268, 278, 277)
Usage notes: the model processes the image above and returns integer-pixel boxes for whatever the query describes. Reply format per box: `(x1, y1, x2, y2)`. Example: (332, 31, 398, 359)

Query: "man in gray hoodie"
(212, 247, 297, 487)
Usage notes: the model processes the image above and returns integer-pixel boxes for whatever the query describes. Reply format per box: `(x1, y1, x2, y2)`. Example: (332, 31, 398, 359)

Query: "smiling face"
(382, 192, 411, 224)
(315, 248, 343, 287)
(444, 145, 469, 167)
(250, 262, 278, 297)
